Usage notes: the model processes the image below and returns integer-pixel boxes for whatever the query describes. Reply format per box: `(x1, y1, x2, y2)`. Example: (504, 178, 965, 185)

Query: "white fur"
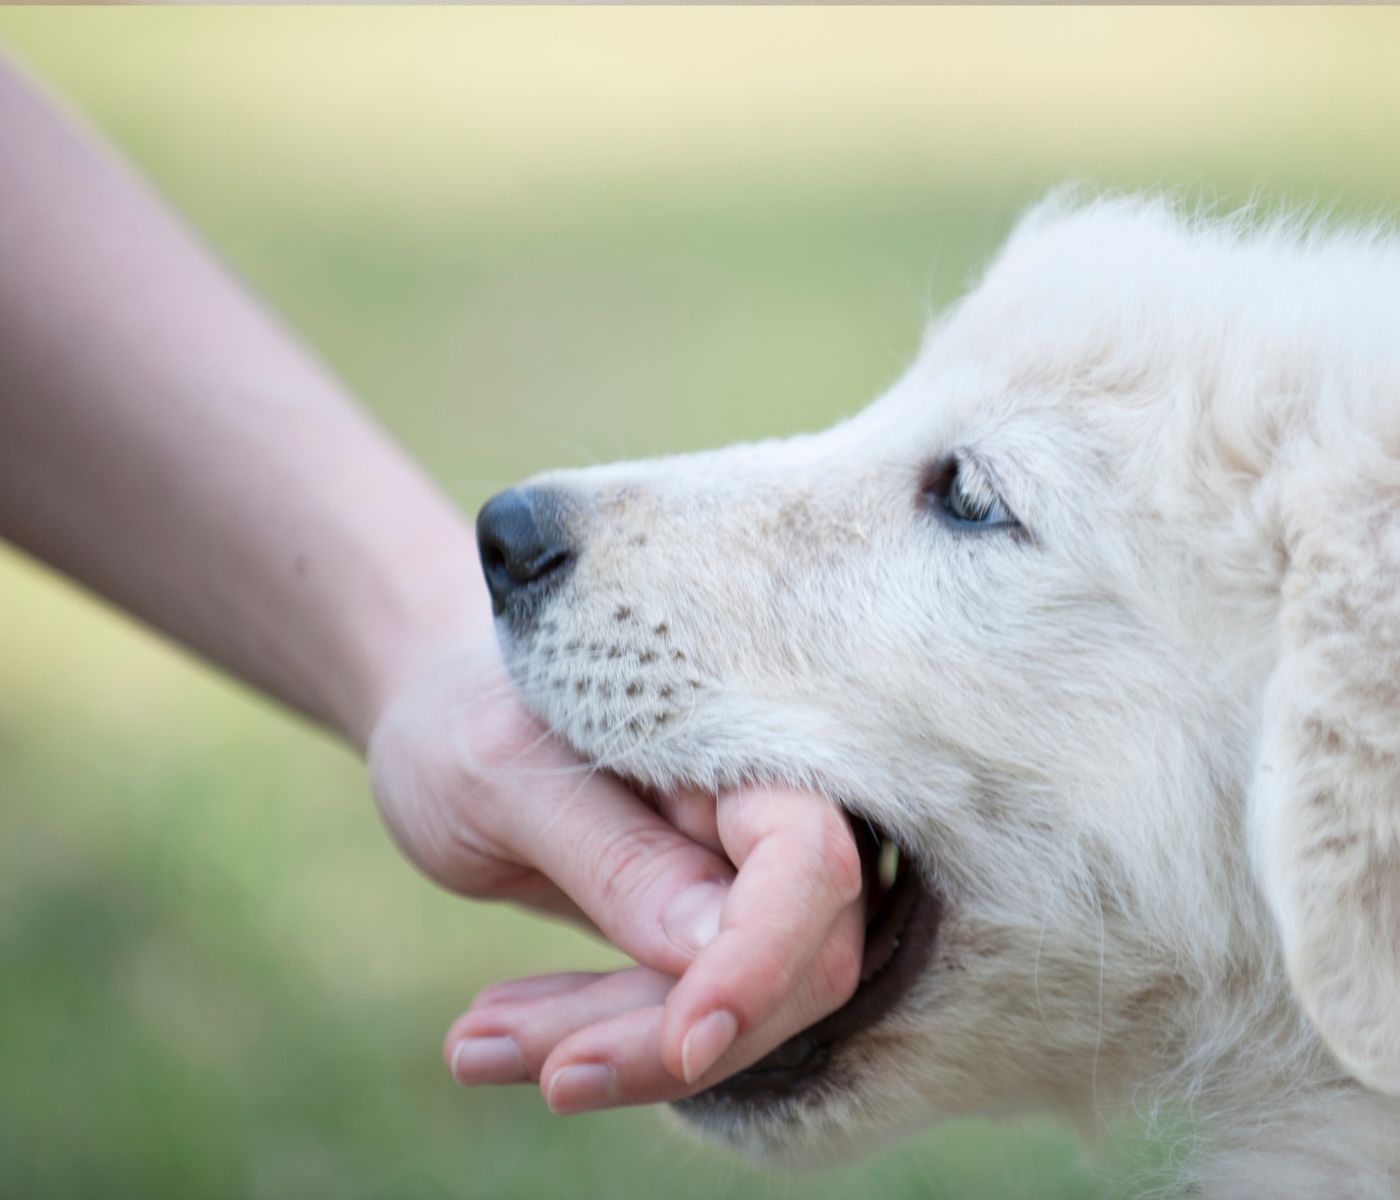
(497, 192, 1400, 1197)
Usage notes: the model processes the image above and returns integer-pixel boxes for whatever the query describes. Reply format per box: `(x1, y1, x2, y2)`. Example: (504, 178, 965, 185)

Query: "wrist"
(334, 523, 491, 753)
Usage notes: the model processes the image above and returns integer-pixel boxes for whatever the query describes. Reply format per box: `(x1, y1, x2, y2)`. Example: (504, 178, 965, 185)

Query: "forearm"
(0, 62, 481, 748)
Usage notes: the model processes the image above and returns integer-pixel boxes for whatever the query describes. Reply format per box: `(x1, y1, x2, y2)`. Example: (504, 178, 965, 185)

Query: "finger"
(509, 889, 602, 938)
(538, 955, 864, 1112)
(650, 786, 723, 855)
(471, 709, 737, 976)
(659, 788, 865, 1083)
(458, 935, 865, 1114)
(444, 967, 674, 1086)
(466, 971, 609, 1013)
(540, 1005, 669, 1113)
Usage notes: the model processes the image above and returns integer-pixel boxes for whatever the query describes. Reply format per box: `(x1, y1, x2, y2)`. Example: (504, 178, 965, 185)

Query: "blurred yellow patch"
(2, 9, 1399, 215)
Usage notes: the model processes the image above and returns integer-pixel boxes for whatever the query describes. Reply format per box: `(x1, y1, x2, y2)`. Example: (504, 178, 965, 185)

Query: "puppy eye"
(922, 456, 1018, 530)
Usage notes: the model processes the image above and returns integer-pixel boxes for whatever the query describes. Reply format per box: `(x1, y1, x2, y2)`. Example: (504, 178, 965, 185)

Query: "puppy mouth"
(675, 811, 943, 1115)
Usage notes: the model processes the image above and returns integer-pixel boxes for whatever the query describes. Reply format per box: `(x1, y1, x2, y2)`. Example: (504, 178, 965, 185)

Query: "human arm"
(0, 59, 863, 1108)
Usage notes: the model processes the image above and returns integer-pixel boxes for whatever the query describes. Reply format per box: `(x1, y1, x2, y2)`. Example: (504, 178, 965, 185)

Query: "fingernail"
(681, 1009, 739, 1084)
(663, 881, 727, 956)
(450, 1037, 527, 1085)
(545, 1063, 619, 1115)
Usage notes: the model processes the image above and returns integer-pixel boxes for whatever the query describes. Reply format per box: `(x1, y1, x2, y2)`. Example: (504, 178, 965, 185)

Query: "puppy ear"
(1251, 479, 1400, 1095)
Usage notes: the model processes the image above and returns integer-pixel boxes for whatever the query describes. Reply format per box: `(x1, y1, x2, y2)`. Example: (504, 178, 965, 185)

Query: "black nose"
(476, 487, 574, 620)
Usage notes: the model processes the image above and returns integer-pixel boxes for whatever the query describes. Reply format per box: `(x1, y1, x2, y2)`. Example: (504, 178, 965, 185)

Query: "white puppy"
(476, 193, 1400, 1197)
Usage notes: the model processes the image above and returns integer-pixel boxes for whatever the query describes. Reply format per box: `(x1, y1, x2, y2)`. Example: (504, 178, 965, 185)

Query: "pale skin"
(0, 63, 864, 1112)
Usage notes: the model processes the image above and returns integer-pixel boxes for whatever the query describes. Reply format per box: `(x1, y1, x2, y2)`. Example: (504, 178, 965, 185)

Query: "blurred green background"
(2, 10, 1398, 1199)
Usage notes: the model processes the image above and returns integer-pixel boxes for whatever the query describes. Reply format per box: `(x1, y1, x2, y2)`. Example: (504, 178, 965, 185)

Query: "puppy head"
(479, 194, 1392, 1159)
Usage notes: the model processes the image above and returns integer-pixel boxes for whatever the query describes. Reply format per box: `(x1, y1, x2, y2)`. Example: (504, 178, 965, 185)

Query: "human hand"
(367, 634, 865, 1111)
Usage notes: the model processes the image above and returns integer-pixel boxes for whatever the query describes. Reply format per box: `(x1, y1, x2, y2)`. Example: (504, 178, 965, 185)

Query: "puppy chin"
(665, 1088, 869, 1170)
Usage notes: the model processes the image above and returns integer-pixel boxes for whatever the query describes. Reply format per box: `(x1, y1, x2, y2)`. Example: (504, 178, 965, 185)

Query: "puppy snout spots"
(503, 597, 704, 765)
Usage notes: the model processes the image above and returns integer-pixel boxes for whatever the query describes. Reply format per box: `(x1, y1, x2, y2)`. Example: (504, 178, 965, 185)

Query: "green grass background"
(1, 10, 1398, 1199)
